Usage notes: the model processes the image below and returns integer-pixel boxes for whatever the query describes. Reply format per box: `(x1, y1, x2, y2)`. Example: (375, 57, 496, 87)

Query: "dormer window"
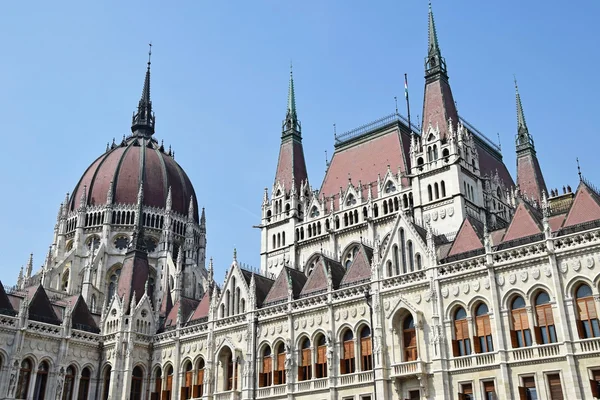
(310, 207, 320, 218)
(346, 195, 356, 206)
(385, 181, 396, 193)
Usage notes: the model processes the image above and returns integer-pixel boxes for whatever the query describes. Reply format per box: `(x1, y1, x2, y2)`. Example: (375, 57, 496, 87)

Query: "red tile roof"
(70, 137, 198, 221)
(164, 297, 200, 328)
(117, 249, 149, 314)
(501, 202, 543, 242)
(447, 216, 484, 257)
(476, 142, 515, 189)
(340, 244, 373, 286)
(264, 267, 308, 305)
(300, 256, 345, 297)
(549, 214, 566, 232)
(563, 183, 600, 228)
(516, 152, 547, 202)
(320, 129, 410, 201)
(189, 291, 210, 321)
(422, 77, 458, 140)
(274, 138, 308, 193)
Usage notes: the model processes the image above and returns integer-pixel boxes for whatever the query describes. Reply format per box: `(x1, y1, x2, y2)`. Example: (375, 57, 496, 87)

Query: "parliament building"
(0, 4, 599, 400)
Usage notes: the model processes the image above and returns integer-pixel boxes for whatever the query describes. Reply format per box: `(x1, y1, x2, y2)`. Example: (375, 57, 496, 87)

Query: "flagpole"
(404, 73, 412, 133)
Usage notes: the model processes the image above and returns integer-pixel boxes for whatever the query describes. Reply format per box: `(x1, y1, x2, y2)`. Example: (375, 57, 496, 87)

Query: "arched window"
(181, 362, 193, 400)
(433, 145, 438, 160)
(130, 366, 144, 400)
(277, 233, 281, 247)
(63, 365, 76, 400)
(225, 289, 231, 317)
(373, 204, 379, 218)
(344, 213, 349, 226)
(354, 210, 358, 224)
(535, 292, 557, 344)
(362, 207, 368, 219)
(392, 245, 400, 275)
(340, 330, 355, 374)
(259, 346, 272, 387)
(383, 201, 388, 215)
(165, 365, 174, 396)
(474, 304, 493, 353)
(308, 224, 313, 238)
(403, 315, 417, 361)
(316, 334, 327, 378)
(300, 227, 305, 240)
(107, 267, 121, 301)
(434, 183, 440, 200)
(152, 368, 162, 399)
(417, 157, 424, 166)
(407, 241, 414, 272)
(275, 344, 286, 385)
(400, 229, 407, 274)
(349, 212, 354, 225)
(272, 235, 276, 249)
(427, 146, 433, 162)
(409, 192, 413, 207)
(360, 326, 373, 371)
(442, 148, 450, 159)
(33, 361, 49, 400)
(415, 253, 422, 270)
(101, 366, 111, 400)
(510, 296, 531, 348)
(386, 261, 393, 277)
(393, 197, 399, 211)
(576, 284, 600, 338)
(298, 338, 311, 381)
(16, 359, 33, 399)
(194, 359, 205, 398)
(427, 185, 432, 202)
(78, 367, 91, 400)
(441, 181, 446, 197)
(335, 217, 340, 230)
(453, 308, 471, 357)
(385, 181, 396, 193)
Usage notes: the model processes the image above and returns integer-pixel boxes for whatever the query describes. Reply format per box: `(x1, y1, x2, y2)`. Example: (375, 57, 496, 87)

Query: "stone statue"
(7, 371, 16, 397)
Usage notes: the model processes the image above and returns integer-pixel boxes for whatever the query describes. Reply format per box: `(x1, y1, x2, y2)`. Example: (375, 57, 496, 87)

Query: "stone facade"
(1, 5, 600, 400)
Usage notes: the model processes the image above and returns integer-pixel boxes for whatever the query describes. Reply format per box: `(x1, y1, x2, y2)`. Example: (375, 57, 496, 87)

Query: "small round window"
(114, 235, 129, 250)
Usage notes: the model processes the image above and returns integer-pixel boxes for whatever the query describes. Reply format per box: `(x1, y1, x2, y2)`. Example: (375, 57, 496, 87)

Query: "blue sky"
(0, 1, 598, 285)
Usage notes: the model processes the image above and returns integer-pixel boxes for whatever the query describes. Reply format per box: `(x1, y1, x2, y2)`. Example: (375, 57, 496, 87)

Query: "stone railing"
(452, 352, 496, 369)
(508, 343, 562, 362)
(577, 337, 600, 353)
(295, 377, 328, 393)
(213, 390, 240, 400)
(338, 370, 373, 387)
(391, 360, 424, 377)
(256, 385, 286, 398)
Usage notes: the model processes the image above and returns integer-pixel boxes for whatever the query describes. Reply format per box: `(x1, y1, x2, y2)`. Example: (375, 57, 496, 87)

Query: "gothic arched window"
(107, 267, 122, 302)
(510, 296, 531, 348)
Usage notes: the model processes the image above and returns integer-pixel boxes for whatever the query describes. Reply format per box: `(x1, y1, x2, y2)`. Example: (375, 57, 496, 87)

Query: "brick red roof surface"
(422, 78, 458, 140)
(263, 267, 307, 305)
(501, 202, 543, 242)
(516, 152, 547, 202)
(70, 137, 198, 221)
(447, 217, 484, 257)
(562, 183, 600, 228)
(165, 297, 200, 328)
(189, 291, 210, 321)
(320, 129, 411, 202)
(476, 143, 515, 189)
(117, 249, 149, 314)
(274, 138, 308, 193)
(340, 244, 373, 286)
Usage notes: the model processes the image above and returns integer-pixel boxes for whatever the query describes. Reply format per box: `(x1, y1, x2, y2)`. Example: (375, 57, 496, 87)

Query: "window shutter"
(577, 320, 586, 339)
(185, 371, 193, 387)
(534, 326, 543, 344)
(510, 330, 518, 348)
(578, 299, 589, 319)
(340, 359, 346, 374)
(452, 339, 460, 357)
(520, 310, 529, 329)
(476, 317, 485, 336)
(473, 336, 482, 354)
(545, 306, 554, 325)
(513, 311, 522, 331)
(590, 379, 600, 398)
(344, 341, 354, 359)
(483, 316, 492, 335)
(263, 356, 272, 373)
(518, 386, 527, 400)
(180, 387, 188, 400)
(301, 349, 311, 366)
(537, 306, 546, 325)
(277, 354, 286, 371)
(192, 385, 200, 398)
(547, 374, 564, 400)
(317, 346, 327, 364)
(361, 337, 372, 356)
(588, 299, 598, 319)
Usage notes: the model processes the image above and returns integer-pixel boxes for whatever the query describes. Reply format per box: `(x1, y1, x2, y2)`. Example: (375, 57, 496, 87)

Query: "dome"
(69, 136, 199, 222)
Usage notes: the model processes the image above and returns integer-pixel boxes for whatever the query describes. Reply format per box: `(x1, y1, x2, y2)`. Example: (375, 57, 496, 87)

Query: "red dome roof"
(69, 137, 199, 222)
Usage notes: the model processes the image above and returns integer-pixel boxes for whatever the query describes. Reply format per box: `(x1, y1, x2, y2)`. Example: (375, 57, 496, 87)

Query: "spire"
(425, 1, 447, 77)
(514, 80, 547, 203)
(131, 43, 155, 137)
(166, 186, 172, 211)
(514, 77, 533, 149)
(188, 195, 195, 221)
(25, 253, 33, 279)
(283, 64, 300, 134)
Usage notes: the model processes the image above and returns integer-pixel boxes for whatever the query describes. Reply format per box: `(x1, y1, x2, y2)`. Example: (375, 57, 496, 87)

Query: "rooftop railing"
(334, 113, 419, 146)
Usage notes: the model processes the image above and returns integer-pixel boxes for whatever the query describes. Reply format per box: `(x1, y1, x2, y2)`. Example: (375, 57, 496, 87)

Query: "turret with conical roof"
(421, 1, 458, 139)
(514, 78, 547, 202)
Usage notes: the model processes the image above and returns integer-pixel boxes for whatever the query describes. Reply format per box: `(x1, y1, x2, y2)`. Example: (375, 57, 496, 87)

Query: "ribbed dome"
(69, 136, 199, 222)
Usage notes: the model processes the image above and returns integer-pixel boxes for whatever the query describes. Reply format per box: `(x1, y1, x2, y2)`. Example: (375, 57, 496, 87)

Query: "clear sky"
(0, 1, 598, 285)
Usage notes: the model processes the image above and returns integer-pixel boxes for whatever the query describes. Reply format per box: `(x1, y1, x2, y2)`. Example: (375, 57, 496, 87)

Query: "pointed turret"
(25, 253, 33, 279)
(273, 66, 309, 194)
(514, 79, 547, 203)
(421, 2, 458, 139)
(131, 44, 155, 138)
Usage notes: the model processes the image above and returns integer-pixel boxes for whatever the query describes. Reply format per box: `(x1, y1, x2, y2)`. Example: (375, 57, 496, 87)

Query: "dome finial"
(131, 43, 155, 137)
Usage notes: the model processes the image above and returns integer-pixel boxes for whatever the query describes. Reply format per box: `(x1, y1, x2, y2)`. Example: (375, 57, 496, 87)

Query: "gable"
(164, 297, 199, 328)
(563, 184, 600, 228)
(189, 291, 210, 321)
(28, 285, 61, 325)
(0, 281, 15, 315)
(501, 202, 542, 242)
(264, 267, 308, 305)
(300, 258, 328, 296)
(447, 217, 484, 257)
(340, 244, 373, 286)
(70, 296, 99, 333)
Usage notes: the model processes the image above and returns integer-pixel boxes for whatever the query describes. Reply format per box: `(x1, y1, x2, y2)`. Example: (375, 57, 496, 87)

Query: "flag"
(404, 74, 409, 100)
